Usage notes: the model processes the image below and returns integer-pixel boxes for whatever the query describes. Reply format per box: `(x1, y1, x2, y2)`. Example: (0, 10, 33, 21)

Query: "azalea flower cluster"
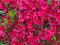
(0, 0, 60, 45)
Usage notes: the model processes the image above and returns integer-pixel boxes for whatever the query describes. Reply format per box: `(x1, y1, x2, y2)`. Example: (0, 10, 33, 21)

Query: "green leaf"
(0, 19, 3, 22)
(0, 43, 8, 45)
(4, 35, 11, 41)
(1, 19, 8, 26)
(2, 22, 6, 26)
(43, 20, 50, 29)
(4, 30, 8, 33)
(57, 39, 60, 42)
(15, 14, 18, 20)
(51, 36, 56, 40)
(41, 40, 47, 45)
(8, 10, 16, 24)
(24, 42, 29, 45)
(37, 39, 41, 43)
(11, 19, 15, 24)
(56, 27, 60, 30)
(0, 10, 6, 16)
(33, 30, 38, 36)
(32, 24, 38, 29)
(46, 0, 51, 5)
(18, 38, 23, 42)
(4, 19, 8, 23)
(8, 10, 16, 19)
(0, 40, 8, 45)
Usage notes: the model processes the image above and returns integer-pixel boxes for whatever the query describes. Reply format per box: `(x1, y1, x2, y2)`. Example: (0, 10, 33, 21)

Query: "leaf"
(33, 30, 38, 36)
(15, 14, 18, 20)
(0, 19, 3, 22)
(1, 19, 8, 26)
(4, 30, 8, 33)
(8, 10, 16, 19)
(0, 43, 8, 45)
(57, 39, 60, 42)
(32, 24, 38, 29)
(46, 0, 51, 5)
(18, 38, 23, 42)
(4, 35, 11, 41)
(11, 19, 15, 24)
(2, 22, 6, 26)
(37, 39, 41, 43)
(51, 36, 56, 40)
(0, 40, 8, 45)
(24, 42, 29, 45)
(8, 10, 16, 24)
(43, 20, 50, 29)
(56, 27, 60, 30)
(0, 10, 6, 16)
(41, 40, 47, 45)
(4, 19, 8, 23)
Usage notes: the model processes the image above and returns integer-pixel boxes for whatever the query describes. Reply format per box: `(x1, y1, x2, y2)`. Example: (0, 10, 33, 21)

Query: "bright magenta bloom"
(0, 0, 60, 45)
